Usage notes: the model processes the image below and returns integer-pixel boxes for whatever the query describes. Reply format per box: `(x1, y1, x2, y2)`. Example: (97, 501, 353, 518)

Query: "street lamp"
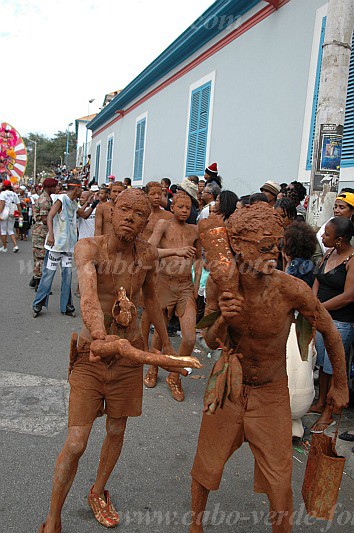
(27, 139, 37, 185)
(65, 122, 73, 170)
(84, 98, 95, 166)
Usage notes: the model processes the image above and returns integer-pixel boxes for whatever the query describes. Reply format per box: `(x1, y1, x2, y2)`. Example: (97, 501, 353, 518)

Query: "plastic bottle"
(18, 217, 23, 228)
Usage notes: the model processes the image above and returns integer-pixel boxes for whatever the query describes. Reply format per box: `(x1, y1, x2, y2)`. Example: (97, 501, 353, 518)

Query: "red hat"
(43, 178, 58, 188)
(3, 180, 11, 187)
(205, 162, 218, 177)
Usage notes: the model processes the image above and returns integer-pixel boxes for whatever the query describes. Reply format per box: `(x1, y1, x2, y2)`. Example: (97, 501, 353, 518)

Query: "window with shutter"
(106, 137, 114, 180)
(341, 32, 354, 168)
(133, 118, 146, 182)
(306, 16, 327, 171)
(186, 82, 211, 175)
(95, 144, 101, 180)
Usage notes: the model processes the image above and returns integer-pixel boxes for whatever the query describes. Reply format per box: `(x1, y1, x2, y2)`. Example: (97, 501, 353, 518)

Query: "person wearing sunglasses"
(190, 202, 348, 533)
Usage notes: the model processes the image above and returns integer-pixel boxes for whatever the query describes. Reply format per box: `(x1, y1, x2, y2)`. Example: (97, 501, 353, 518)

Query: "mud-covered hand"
(176, 246, 196, 258)
(218, 292, 244, 321)
(89, 331, 108, 362)
(327, 384, 349, 412)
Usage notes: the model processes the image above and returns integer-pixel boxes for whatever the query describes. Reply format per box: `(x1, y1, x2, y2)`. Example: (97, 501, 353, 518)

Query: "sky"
(1, 0, 213, 138)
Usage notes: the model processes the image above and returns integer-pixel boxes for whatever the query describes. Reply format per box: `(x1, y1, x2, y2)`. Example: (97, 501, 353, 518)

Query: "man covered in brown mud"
(140, 180, 173, 240)
(140, 181, 174, 349)
(144, 191, 202, 401)
(94, 182, 122, 236)
(190, 203, 349, 533)
(38, 188, 200, 533)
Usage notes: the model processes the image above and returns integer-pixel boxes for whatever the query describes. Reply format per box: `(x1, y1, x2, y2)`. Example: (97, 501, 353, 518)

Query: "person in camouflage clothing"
(30, 178, 58, 290)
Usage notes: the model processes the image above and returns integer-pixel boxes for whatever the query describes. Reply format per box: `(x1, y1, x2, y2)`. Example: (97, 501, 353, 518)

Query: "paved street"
(0, 239, 353, 532)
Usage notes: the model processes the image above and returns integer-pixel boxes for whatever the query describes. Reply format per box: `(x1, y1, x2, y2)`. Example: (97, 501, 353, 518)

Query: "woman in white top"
(0, 180, 22, 252)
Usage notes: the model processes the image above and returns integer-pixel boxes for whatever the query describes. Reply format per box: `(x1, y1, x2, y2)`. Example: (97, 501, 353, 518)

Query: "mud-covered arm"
(203, 277, 228, 350)
(148, 218, 166, 248)
(74, 239, 106, 340)
(293, 281, 348, 409)
(193, 235, 203, 299)
(142, 247, 173, 353)
(94, 204, 103, 236)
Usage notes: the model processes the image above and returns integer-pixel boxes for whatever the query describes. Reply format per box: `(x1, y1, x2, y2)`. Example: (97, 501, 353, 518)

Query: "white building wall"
(91, 0, 331, 195)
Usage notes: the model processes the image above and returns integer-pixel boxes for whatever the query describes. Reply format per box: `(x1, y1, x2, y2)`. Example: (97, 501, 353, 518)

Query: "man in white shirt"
(32, 179, 93, 317)
(198, 181, 221, 221)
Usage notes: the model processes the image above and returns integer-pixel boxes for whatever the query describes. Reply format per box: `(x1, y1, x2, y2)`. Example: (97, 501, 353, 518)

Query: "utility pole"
(307, 0, 354, 228)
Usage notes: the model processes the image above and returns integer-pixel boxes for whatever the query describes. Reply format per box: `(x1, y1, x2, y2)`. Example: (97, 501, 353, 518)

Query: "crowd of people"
(0, 164, 353, 533)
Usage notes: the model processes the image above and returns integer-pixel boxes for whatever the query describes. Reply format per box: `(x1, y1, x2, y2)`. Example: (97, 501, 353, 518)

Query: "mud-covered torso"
(159, 221, 198, 277)
(140, 208, 173, 242)
(80, 236, 155, 343)
(213, 273, 299, 385)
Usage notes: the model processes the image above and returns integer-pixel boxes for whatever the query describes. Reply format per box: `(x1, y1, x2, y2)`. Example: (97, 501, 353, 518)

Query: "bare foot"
(190, 526, 204, 533)
(41, 516, 62, 533)
(307, 402, 325, 415)
(310, 412, 335, 433)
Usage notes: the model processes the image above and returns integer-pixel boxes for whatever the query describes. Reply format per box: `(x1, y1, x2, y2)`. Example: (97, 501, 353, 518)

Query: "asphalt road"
(0, 239, 353, 532)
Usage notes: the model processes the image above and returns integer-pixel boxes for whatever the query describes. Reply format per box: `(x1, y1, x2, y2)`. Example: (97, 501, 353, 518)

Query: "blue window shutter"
(106, 138, 113, 180)
(95, 144, 100, 179)
(306, 16, 327, 170)
(186, 82, 211, 175)
(133, 118, 146, 181)
(341, 32, 354, 168)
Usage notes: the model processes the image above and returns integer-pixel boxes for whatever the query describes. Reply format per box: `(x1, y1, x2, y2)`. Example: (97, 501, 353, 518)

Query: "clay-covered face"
(171, 196, 191, 221)
(147, 186, 162, 207)
(333, 200, 353, 219)
(230, 221, 282, 275)
(113, 197, 149, 241)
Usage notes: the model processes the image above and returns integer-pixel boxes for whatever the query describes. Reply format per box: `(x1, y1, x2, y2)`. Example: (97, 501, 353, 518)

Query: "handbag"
(302, 415, 345, 520)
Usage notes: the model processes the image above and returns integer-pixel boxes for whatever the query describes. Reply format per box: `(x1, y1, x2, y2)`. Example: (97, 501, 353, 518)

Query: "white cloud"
(1, 0, 213, 137)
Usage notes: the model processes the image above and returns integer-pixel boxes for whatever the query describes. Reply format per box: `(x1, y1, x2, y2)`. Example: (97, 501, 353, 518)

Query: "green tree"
(23, 131, 76, 181)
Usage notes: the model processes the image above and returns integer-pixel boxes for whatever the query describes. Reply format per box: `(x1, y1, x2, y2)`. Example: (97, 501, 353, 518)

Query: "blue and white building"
(88, 0, 353, 195)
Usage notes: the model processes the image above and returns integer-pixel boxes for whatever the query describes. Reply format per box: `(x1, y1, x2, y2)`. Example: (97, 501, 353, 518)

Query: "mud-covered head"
(171, 191, 191, 221)
(227, 203, 283, 275)
(113, 188, 151, 241)
(145, 181, 163, 207)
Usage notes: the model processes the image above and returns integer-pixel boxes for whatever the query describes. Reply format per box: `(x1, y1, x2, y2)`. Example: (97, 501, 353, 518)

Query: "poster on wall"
(313, 124, 343, 193)
(313, 172, 339, 193)
(318, 124, 343, 173)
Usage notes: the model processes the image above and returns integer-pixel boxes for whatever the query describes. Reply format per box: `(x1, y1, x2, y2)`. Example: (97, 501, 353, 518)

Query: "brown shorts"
(68, 337, 144, 427)
(157, 273, 196, 319)
(191, 377, 293, 514)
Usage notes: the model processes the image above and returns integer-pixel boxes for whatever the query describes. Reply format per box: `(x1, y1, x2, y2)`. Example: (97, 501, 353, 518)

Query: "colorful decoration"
(0, 122, 27, 180)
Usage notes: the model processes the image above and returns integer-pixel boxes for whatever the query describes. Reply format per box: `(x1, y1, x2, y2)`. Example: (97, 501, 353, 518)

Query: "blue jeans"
(33, 250, 73, 313)
(316, 320, 354, 375)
